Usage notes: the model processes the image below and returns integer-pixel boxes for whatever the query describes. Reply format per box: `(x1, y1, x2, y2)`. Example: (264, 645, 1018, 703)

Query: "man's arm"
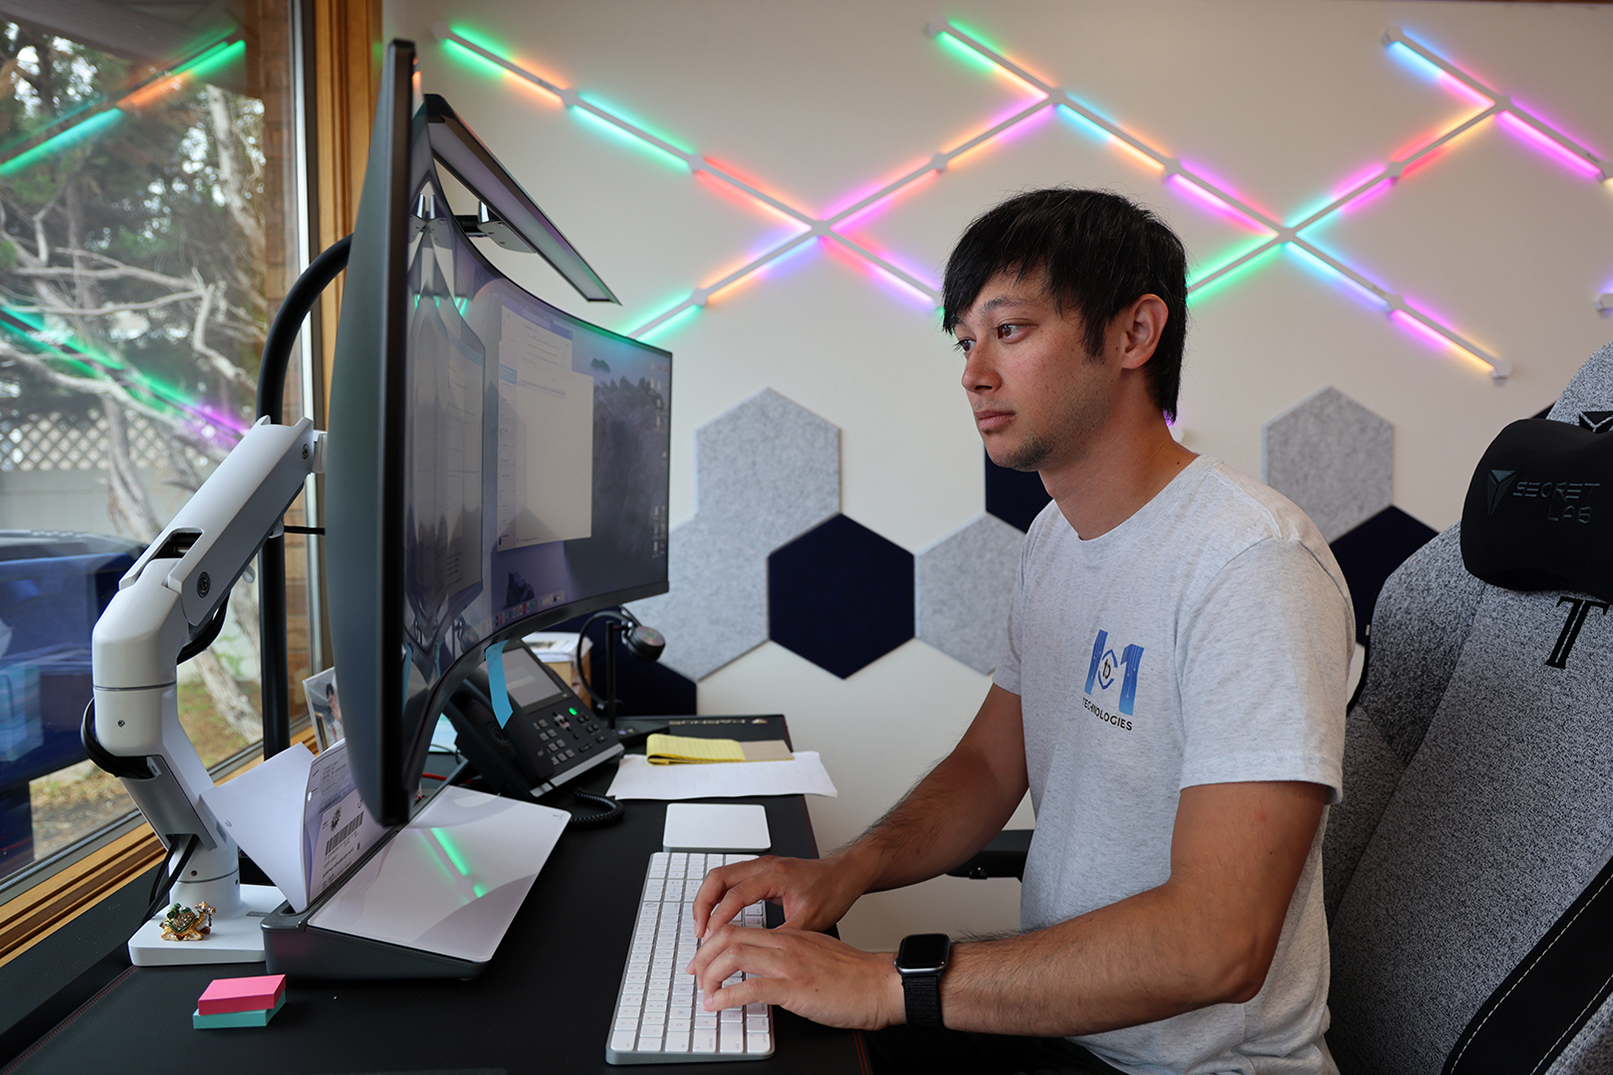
(688, 779, 1327, 1036)
(692, 683, 1029, 936)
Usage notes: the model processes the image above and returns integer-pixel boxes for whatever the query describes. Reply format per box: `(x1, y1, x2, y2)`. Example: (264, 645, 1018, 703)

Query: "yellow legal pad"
(645, 734, 793, 765)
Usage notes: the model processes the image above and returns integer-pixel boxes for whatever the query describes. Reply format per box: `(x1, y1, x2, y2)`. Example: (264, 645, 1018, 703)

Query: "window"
(0, 0, 307, 897)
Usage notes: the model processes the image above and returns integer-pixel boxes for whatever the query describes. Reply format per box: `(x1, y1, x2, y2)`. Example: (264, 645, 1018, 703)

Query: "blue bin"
(0, 533, 142, 875)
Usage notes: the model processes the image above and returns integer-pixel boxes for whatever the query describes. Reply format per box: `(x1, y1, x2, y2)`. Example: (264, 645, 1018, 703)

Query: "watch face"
(897, 933, 950, 974)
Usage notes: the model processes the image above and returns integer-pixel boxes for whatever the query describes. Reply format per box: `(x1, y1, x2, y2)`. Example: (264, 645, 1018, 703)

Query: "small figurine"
(160, 901, 216, 941)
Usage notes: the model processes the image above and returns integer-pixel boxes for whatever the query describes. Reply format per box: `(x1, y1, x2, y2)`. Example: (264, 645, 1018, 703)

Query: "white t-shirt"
(994, 457, 1353, 1075)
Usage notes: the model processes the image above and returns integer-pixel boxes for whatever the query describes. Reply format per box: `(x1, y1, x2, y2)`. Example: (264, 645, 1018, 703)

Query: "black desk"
(3, 717, 867, 1075)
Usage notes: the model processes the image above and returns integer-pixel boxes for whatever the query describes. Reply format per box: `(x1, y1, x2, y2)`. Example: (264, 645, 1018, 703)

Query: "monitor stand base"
(261, 786, 568, 980)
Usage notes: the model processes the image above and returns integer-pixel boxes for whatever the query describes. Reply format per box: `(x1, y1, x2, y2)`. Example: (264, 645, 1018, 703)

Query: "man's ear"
(1116, 294, 1168, 370)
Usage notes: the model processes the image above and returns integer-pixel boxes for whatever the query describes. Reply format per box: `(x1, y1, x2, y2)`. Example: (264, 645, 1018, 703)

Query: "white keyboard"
(606, 851, 775, 1064)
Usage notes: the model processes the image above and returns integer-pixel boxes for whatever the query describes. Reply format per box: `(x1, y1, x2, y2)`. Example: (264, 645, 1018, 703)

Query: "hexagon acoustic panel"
(915, 513, 1024, 675)
(627, 518, 768, 680)
(1264, 386, 1394, 543)
(1329, 506, 1439, 645)
(695, 388, 840, 555)
(984, 453, 1053, 533)
(1256, 385, 1445, 641)
(769, 515, 915, 679)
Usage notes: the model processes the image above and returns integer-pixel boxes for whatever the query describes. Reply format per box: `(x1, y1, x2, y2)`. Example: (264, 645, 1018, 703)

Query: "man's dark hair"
(942, 188, 1189, 420)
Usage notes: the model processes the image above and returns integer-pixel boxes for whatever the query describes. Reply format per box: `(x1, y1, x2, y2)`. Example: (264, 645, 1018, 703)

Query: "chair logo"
(1486, 471, 1598, 524)
(1547, 596, 1608, 669)
(1486, 470, 1517, 514)
(1578, 411, 1613, 434)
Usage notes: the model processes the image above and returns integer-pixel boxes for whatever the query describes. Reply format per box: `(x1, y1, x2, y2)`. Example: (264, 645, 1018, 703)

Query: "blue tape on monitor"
(485, 640, 513, 728)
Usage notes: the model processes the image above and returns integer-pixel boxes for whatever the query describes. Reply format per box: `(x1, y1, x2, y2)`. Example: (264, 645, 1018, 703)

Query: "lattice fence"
(0, 410, 176, 472)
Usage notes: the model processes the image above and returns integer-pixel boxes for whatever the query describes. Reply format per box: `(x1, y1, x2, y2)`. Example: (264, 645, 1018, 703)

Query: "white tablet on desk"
(662, 803, 771, 852)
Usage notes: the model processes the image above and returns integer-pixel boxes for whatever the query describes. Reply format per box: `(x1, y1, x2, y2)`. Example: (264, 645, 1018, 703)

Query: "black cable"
(80, 699, 154, 782)
(574, 609, 622, 708)
(255, 233, 354, 760)
(565, 787, 624, 827)
(143, 834, 200, 923)
(176, 597, 229, 664)
(255, 234, 352, 423)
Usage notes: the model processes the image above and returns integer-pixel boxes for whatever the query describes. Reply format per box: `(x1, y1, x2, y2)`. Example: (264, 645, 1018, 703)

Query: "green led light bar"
(0, 34, 244, 178)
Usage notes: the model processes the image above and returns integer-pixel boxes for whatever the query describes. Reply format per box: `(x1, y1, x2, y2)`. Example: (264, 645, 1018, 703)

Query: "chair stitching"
(1448, 866, 1613, 1074)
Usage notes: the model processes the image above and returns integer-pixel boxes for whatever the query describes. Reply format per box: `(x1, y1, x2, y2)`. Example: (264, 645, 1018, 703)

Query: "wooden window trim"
(312, 0, 382, 410)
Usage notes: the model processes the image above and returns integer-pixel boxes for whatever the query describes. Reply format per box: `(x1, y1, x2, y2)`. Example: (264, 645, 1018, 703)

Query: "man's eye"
(997, 323, 1020, 339)
(955, 338, 974, 355)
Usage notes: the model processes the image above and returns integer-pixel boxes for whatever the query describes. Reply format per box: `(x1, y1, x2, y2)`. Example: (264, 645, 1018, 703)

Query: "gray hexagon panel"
(1262, 386, 1393, 543)
(626, 517, 768, 681)
(695, 388, 840, 553)
(915, 513, 1024, 675)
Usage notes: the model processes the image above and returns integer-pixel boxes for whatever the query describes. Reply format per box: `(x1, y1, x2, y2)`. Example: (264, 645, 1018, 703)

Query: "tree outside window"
(0, 3, 304, 889)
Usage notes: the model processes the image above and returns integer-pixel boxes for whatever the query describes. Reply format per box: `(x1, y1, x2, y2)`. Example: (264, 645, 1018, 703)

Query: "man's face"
(952, 270, 1115, 474)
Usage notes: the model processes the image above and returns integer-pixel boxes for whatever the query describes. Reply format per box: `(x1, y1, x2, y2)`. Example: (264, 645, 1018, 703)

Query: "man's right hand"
(691, 853, 867, 937)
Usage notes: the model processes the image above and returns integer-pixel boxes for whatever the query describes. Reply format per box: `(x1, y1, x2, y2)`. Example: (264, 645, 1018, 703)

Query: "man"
(689, 188, 1353, 1074)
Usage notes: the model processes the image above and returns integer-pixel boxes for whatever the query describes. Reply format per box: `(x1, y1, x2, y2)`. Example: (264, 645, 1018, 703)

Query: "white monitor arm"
(88, 416, 323, 964)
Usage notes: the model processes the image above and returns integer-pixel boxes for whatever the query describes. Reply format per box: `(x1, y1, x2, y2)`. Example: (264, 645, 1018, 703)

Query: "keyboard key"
(605, 850, 774, 1064)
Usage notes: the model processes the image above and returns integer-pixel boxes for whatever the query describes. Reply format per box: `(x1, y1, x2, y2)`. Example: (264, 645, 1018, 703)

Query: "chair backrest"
(1323, 342, 1613, 1074)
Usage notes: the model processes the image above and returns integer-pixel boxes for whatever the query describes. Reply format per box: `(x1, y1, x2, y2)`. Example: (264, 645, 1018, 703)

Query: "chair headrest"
(1546, 339, 1613, 430)
(1461, 417, 1613, 601)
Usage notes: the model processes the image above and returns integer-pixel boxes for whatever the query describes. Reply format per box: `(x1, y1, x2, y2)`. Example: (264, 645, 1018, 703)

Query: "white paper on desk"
(201, 742, 312, 911)
(607, 749, 837, 800)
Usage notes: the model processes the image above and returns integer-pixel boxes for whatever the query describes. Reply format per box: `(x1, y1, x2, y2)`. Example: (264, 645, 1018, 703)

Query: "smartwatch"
(895, 932, 951, 1029)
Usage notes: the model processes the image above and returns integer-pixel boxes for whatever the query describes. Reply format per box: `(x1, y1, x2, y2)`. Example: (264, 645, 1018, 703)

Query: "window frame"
(0, 0, 379, 970)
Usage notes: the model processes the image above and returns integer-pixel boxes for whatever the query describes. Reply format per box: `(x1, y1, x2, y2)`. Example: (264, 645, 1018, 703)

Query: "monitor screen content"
(327, 40, 671, 825)
(402, 209, 672, 680)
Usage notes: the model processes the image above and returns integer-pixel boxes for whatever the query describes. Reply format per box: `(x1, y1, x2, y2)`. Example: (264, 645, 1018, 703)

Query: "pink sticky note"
(197, 974, 287, 1015)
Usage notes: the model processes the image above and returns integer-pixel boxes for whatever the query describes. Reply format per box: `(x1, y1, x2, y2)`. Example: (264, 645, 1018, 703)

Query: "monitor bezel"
(327, 40, 671, 827)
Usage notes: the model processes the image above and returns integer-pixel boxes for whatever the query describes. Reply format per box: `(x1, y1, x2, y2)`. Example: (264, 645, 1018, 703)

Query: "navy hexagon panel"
(1329, 507, 1439, 645)
(769, 515, 915, 679)
(984, 453, 1052, 533)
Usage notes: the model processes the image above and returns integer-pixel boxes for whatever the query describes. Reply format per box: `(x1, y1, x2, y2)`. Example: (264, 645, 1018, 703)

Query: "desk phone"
(446, 641, 624, 799)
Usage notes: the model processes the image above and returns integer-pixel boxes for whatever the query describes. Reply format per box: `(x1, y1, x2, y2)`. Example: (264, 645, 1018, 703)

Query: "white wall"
(384, 0, 1613, 947)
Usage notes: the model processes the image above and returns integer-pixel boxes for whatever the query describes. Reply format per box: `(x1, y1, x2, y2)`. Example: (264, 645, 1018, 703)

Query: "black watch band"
(895, 933, 951, 1030)
(901, 970, 943, 1028)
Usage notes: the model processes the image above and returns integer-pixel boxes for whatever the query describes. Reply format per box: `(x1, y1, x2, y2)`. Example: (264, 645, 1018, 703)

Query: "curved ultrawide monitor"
(327, 41, 671, 825)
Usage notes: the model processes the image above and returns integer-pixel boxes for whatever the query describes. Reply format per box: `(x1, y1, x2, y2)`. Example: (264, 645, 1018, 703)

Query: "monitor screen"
(326, 41, 671, 825)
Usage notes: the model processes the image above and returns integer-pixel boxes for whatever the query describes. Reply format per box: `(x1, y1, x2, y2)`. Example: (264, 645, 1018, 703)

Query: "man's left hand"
(687, 925, 904, 1031)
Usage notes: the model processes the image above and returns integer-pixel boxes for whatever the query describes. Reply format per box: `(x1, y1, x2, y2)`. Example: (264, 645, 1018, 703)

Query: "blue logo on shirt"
(1085, 630, 1143, 716)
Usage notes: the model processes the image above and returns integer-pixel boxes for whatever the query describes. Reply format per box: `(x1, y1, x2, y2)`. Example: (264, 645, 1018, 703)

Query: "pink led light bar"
(435, 20, 1610, 379)
(1384, 27, 1607, 180)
